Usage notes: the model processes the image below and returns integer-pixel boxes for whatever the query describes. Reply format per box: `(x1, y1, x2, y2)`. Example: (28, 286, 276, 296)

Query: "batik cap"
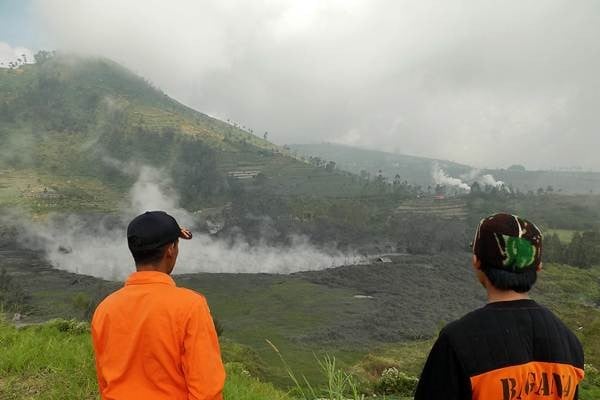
(472, 213, 543, 273)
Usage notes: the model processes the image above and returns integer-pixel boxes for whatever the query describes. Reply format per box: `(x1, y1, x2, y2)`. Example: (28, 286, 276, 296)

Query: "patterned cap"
(472, 213, 543, 273)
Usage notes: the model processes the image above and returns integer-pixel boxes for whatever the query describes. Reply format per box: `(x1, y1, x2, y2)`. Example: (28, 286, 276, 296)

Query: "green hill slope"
(0, 54, 362, 214)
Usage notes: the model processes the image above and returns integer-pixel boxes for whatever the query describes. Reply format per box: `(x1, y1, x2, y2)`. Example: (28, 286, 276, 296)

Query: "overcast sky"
(2, 0, 600, 170)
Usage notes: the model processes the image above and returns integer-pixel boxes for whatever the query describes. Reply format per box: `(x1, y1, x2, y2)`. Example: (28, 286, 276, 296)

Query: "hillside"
(0, 54, 363, 215)
(290, 142, 471, 188)
(290, 142, 600, 194)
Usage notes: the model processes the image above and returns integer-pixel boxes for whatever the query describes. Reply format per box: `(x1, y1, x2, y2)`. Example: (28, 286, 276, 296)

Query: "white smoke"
(460, 169, 506, 189)
(431, 164, 471, 192)
(9, 167, 364, 280)
(477, 174, 505, 188)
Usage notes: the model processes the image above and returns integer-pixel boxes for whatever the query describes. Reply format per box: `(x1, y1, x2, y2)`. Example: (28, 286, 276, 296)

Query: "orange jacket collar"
(125, 271, 176, 286)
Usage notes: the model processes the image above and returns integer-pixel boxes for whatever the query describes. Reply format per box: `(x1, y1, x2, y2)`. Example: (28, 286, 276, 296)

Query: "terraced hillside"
(395, 197, 468, 220)
(0, 54, 363, 213)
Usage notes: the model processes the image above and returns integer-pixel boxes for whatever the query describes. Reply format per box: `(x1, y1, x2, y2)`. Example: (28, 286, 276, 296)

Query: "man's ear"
(536, 262, 543, 272)
(472, 254, 482, 270)
(166, 242, 176, 258)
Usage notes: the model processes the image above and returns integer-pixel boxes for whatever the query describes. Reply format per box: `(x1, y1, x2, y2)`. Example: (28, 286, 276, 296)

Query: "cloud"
(31, 0, 600, 170)
(0, 41, 34, 67)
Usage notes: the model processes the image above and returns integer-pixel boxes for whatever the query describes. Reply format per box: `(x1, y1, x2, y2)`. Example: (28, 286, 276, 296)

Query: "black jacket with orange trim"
(414, 299, 584, 400)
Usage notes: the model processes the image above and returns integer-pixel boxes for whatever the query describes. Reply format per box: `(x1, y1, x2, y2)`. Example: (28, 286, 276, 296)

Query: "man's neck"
(136, 265, 169, 274)
(486, 287, 530, 303)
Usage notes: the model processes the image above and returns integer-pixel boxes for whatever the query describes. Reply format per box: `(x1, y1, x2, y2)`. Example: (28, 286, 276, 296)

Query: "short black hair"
(130, 241, 174, 267)
(482, 266, 537, 293)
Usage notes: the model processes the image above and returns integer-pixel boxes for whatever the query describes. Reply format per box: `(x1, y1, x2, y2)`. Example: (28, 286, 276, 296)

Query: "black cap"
(127, 211, 190, 252)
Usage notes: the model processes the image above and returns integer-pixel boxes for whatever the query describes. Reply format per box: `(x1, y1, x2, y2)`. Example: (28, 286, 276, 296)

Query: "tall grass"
(267, 339, 365, 400)
(0, 317, 291, 400)
(0, 318, 97, 399)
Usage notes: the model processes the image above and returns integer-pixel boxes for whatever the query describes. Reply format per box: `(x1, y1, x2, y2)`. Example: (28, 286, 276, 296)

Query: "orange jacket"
(92, 271, 225, 400)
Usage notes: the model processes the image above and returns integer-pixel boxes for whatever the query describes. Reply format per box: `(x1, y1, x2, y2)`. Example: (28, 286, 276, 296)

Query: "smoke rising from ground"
(432, 164, 471, 192)
(432, 164, 505, 192)
(8, 167, 364, 280)
(478, 174, 505, 189)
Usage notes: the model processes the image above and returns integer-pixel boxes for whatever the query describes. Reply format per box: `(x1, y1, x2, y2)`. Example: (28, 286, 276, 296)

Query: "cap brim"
(179, 229, 193, 240)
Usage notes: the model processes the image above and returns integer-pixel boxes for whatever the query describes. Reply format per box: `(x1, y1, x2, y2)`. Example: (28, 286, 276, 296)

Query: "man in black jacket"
(414, 213, 584, 400)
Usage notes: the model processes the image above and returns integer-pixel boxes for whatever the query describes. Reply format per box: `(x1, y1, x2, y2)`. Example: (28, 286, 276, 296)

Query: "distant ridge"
(290, 142, 471, 187)
(290, 142, 600, 193)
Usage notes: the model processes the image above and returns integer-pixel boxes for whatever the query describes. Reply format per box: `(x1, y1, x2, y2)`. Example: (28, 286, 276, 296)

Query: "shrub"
(373, 367, 418, 396)
(0, 268, 29, 313)
(585, 364, 600, 386)
(44, 318, 90, 334)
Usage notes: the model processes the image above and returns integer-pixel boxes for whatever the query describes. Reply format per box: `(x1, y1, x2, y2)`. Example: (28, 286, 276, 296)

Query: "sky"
(1, 0, 600, 170)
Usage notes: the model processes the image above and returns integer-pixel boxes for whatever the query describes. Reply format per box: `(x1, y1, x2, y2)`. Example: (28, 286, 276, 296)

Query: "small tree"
(34, 50, 54, 64)
(470, 181, 482, 193)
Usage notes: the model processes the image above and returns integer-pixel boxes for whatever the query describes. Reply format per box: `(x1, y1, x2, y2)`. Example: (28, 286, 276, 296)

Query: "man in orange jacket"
(92, 211, 226, 400)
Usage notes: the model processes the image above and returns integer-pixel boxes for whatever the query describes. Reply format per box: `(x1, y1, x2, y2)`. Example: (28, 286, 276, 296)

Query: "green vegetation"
(544, 230, 600, 268)
(0, 317, 291, 400)
(0, 318, 98, 399)
(467, 190, 600, 231)
(0, 54, 364, 215)
(268, 340, 366, 400)
(0, 268, 29, 313)
(546, 228, 578, 243)
(177, 274, 372, 386)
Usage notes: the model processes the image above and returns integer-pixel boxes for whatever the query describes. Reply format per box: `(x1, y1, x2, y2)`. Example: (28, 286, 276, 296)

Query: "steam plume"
(478, 174, 505, 188)
(431, 164, 471, 192)
(8, 167, 363, 280)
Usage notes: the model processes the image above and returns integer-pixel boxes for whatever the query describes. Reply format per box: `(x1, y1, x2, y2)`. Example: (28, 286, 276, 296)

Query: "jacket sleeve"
(182, 297, 226, 400)
(414, 331, 470, 400)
